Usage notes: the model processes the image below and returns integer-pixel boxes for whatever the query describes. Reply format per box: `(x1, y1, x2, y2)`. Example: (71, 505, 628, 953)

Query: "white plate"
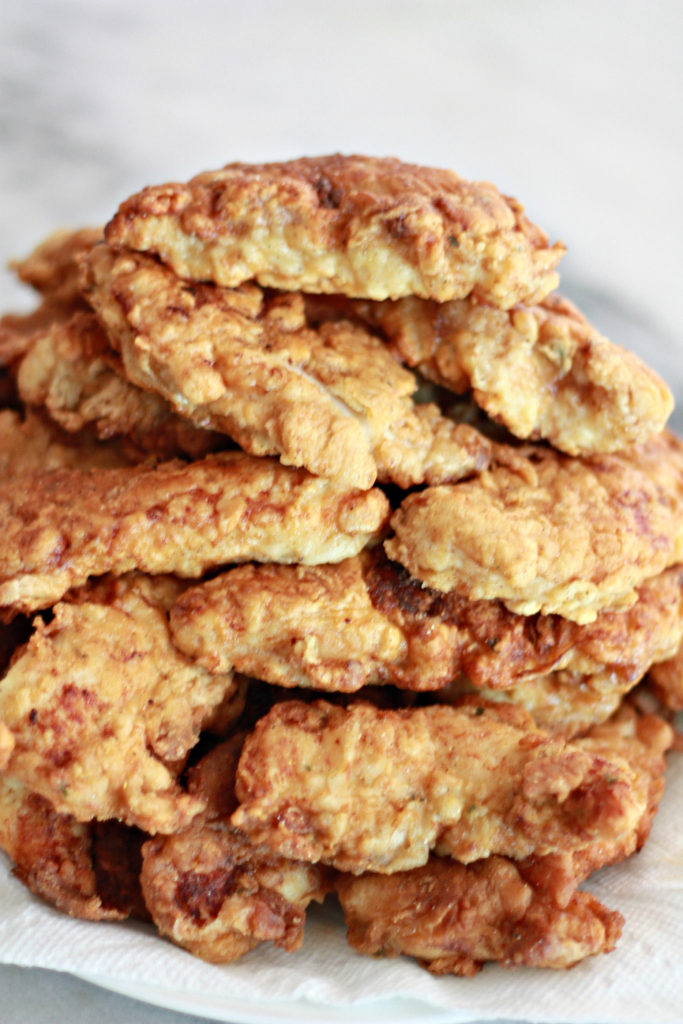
(74, 971, 473, 1024)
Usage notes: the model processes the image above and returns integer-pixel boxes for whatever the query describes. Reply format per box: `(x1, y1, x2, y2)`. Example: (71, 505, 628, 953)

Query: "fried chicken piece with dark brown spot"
(104, 154, 563, 306)
(141, 736, 330, 963)
(0, 574, 236, 832)
(169, 556, 683, 710)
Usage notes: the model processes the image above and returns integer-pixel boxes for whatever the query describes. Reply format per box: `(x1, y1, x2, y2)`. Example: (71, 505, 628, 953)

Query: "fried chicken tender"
(104, 154, 564, 306)
(337, 854, 623, 975)
(15, 311, 223, 459)
(0, 452, 389, 615)
(169, 554, 683, 703)
(0, 228, 101, 367)
(1, 775, 148, 921)
(170, 554, 418, 692)
(231, 700, 645, 873)
(386, 432, 683, 623)
(0, 575, 237, 832)
(0, 408, 134, 477)
(141, 739, 329, 963)
(82, 244, 490, 489)
(338, 292, 673, 455)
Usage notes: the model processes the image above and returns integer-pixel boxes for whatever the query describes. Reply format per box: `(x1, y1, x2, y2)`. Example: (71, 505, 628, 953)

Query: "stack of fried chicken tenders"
(1, 155, 682, 977)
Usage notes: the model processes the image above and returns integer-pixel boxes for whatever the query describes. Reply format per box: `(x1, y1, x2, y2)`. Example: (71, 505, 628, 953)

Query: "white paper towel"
(1, 753, 681, 1024)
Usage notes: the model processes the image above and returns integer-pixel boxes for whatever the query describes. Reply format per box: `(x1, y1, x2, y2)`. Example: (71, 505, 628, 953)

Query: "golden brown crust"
(385, 433, 683, 623)
(337, 855, 623, 974)
(465, 667, 656, 739)
(15, 311, 224, 460)
(575, 704, 673, 849)
(338, 291, 673, 454)
(104, 154, 564, 306)
(82, 244, 490, 488)
(0, 452, 390, 615)
(231, 700, 645, 873)
(0, 774, 147, 920)
(0, 574, 237, 831)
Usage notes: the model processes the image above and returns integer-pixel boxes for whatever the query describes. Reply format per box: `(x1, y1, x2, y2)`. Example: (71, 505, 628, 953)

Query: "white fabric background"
(1, 1, 682, 1022)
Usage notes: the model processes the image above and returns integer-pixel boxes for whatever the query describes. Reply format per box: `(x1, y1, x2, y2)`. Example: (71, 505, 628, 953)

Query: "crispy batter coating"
(575, 703, 672, 856)
(0, 452, 390, 615)
(338, 292, 673, 455)
(575, 704, 673, 847)
(0, 408, 134, 477)
(140, 736, 329, 963)
(386, 433, 683, 623)
(104, 154, 563, 306)
(170, 554, 683, 702)
(82, 244, 490, 489)
(337, 854, 622, 975)
(0, 575, 237, 832)
(0, 773, 135, 920)
(231, 700, 645, 873)
(15, 311, 223, 459)
(0, 228, 101, 367)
